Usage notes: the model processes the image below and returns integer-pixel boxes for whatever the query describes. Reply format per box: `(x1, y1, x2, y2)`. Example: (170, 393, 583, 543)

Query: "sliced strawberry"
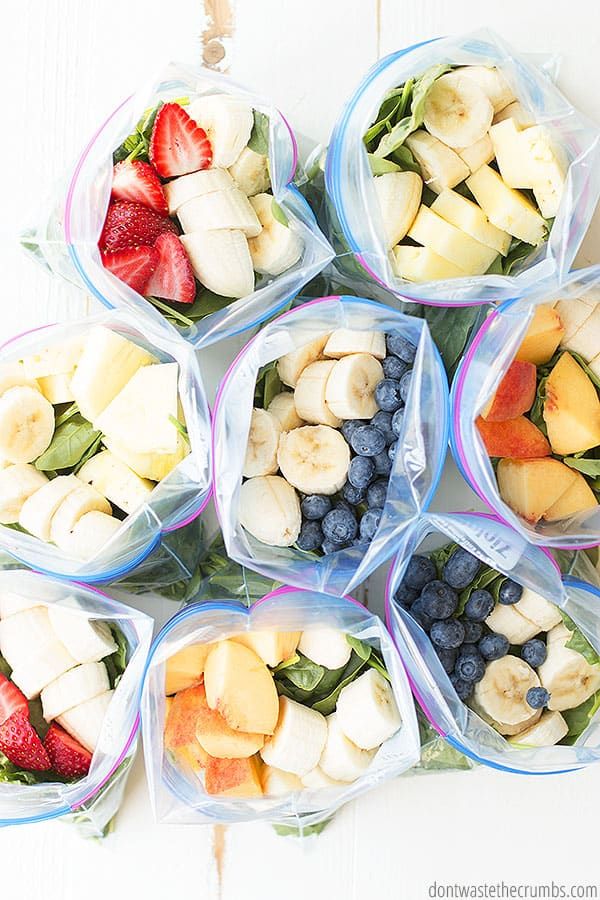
(101, 245, 160, 294)
(99, 200, 178, 253)
(0, 673, 27, 726)
(145, 233, 196, 304)
(0, 712, 51, 771)
(149, 102, 212, 178)
(111, 160, 168, 214)
(44, 723, 92, 778)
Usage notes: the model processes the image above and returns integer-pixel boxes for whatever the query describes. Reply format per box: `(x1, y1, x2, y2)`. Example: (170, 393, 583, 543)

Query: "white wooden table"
(3, 2, 600, 897)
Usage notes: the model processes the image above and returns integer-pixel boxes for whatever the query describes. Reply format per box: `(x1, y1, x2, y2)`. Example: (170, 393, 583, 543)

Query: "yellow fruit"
(231, 631, 301, 667)
(544, 471, 598, 521)
(466, 164, 547, 245)
(165, 643, 212, 695)
(204, 641, 279, 735)
(407, 205, 498, 275)
(392, 245, 467, 281)
(543, 353, 600, 455)
(516, 304, 564, 365)
(497, 458, 578, 524)
(204, 755, 263, 797)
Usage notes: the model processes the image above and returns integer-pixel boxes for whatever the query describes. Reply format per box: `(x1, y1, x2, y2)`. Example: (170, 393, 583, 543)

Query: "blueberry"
(359, 507, 382, 542)
(386, 332, 416, 363)
(399, 370, 412, 403)
(395, 582, 418, 607)
(521, 638, 547, 668)
(430, 618, 465, 650)
(391, 408, 404, 437)
(443, 548, 481, 590)
(374, 450, 392, 476)
(450, 673, 473, 701)
(436, 646, 458, 675)
(367, 479, 388, 509)
(342, 481, 366, 505)
(322, 507, 358, 545)
(410, 598, 434, 632)
(348, 455, 376, 489)
(464, 589, 495, 622)
(382, 355, 409, 380)
(455, 648, 486, 683)
(478, 632, 510, 661)
(498, 579, 523, 605)
(335, 499, 353, 513)
(301, 494, 332, 521)
(375, 378, 403, 413)
(403, 554, 437, 591)
(322, 538, 342, 555)
(351, 424, 387, 457)
(526, 687, 550, 710)
(460, 618, 483, 644)
(421, 580, 458, 619)
(296, 520, 323, 551)
(388, 440, 398, 462)
(371, 410, 395, 445)
(341, 420, 366, 444)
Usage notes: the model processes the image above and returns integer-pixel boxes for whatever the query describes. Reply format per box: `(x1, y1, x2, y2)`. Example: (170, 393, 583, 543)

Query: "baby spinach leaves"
(562, 690, 600, 744)
(254, 361, 283, 409)
(248, 110, 270, 156)
(113, 97, 189, 164)
(35, 414, 101, 473)
(559, 610, 600, 666)
(146, 287, 233, 329)
(271, 199, 289, 227)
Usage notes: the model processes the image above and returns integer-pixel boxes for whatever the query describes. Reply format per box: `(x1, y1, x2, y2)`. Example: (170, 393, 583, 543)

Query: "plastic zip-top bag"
(0, 568, 153, 833)
(23, 62, 334, 348)
(325, 28, 600, 307)
(0, 307, 211, 582)
(385, 511, 600, 774)
(451, 267, 600, 548)
(212, 295, 449, 596)
(141, 586, 419, 827)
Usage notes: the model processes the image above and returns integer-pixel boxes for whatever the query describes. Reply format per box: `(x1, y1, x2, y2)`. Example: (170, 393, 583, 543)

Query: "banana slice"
(177, 188, 262, 238)
(424, 71, 493, 148)
(248, 193, 303, 276)
(243, 408, 282, 477)
(58, 510, 121, 559)
(405, 130, 470, 194)
(431, 189, 512, 256)
(50, 484, 112, 549)
(514, 588, 562, 632)
(466, 165, 547, 246)
(277, 425, 350, 495)
(485, 603, 541, 644)
(538, 624, 600, 711)
(78, 449, 153, 515)
(0, 593, 43, 619)
(301, 766, 345, 789)
(508, 710, 568, 747)
(0, 386, 55, 464)
(187, 94, 254, 168)
(324, 329, 386, 360)
(336, 669, 401, 750)
(298, 628, 352, 669)
(294, 360, 341, 427)
(163, 168, 235, 215)
(319, 712, 376, 782)
(238, 475, 301, 546)
(180, 229, 254, 299)
(229, 146, 271, 197)
(21, 336, 84, 379)
(456, 133, 495, 173)
(57, 689, 114, 752)
(472, 656, 541, 729)
(260, 696, 328, 776)
(393, 245, 468, 282)
(267, 392, 304, 431)
(41, 661, 110, 721)
(0, 363, 40, 397)
(0, 464, 48, 524)
(456, 65, 515, 113)
(19, 474, 81, 541)
(547, 623, 571, 647)
(277, 333, 331, 388)
(261, 765, 303, 797)
(0, 607, 76, 698)
(373, 172, 422, 248)
(408, 205, 499, 275)
(324, 353, 384, 420)
(37, 372, 75, 405)
(47, 605, 117, 664)
(493, 101, 535, 128)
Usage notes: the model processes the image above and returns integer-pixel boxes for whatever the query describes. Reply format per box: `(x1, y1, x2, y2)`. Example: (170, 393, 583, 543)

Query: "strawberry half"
(99, 200, 178, 253)
(101, 245, 160, 294)
(0, 673, 28, 727)
(0, 712, 51, 771)
(149, 102, 212, 178)
(145, 233, 196, 304)
(111, 160, 168, 215)
(44, 723, 92, 779)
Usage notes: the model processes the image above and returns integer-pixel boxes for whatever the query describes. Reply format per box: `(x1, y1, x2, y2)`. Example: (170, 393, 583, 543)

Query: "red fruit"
(0, 673, 27, 726)
(111, 160, 168, 215)
(149, 102, 212, 178)
(99, 200, 178, 252)
(44, 723, 92, 778)
(101, 245, 160, 294)
(145, 233, 196, 304)
(0, 712, 51, 771)
(481, 360, 537, 422)
(476, 415, 551, 459)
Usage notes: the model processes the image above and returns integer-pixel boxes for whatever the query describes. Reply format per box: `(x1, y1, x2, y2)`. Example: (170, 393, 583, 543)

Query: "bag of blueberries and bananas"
(324, 28, 600, 307)
(385, 511, 600, 774)
(22, 62, 334, 349)
(212, 295, 449, 597)
(141, 586, 419, 828)
(0, 569, 153, 835)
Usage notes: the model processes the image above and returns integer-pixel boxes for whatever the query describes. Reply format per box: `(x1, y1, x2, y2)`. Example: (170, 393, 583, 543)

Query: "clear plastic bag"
(23, 62, 334, 348)
(0, 568, 153, 830)
(385, 511, 600, 774)
(141, 586, 419, 826)
(325, 28, 600, 307)
(0, 308, 211, 582)
(212, 295, 449, 596)
(451, 266, 600, 548)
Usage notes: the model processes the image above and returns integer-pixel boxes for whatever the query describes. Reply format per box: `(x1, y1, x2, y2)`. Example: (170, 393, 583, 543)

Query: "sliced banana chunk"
(538, 624, 600, 711)
(456, 65, 515, 113)
(456, 133, 495, 173)
(514, 588, 562, 632)
(294, 360, 341, 427)
(472, 655, 541, 728)
(19, 474, 81, 541)
(261, 765, 303, 796)
(0, 464, 48, 524)
(50, 484, 112, 549)
(301, 766, 345, 789)
(163, 168, 235, 215)
(319, 712, 376, 782)
(229, 146, 271, 197)
(187, 94, 254, 168)
(180, 230, 254, 299)
(41, 661, 110, 721)
(248, 193, 303, 276)
(277, 333, 331, 388)
(260, 696, 328, 777)
(47, 604, 118, 664)
(58, 510, 121, 559)
(336, 668, 401, 750)
(298, 628, 352, 669)
(37, 372, 75, 405)
(78, 449, 153, 515)
(177, 188, 262, 238)
(0, 363, 40, 397)
(424, 70, 494, 148)
(0, 593, 44, 619)
(243, 408, 282, 477)
(405, 130, 470, 194)
(373, 171, 422, 248)
(0, 386, 55, 464)
(493, 101, 535, 128)
(267, 392, 304, 431)
(238, 475, 301, 546)
(0, 607, 76, 698)
(325, 353, 383, 420)
(508, 710, 568, 747)
(21, 336, 84, 379)
(57, 689, 114, 752)
(485, 602, 541, 644)
(277, 425, 350, 496)
(324, 329, 386, 360)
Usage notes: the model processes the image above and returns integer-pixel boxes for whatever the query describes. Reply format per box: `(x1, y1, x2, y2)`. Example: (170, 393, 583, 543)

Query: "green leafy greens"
(247, 110, 270, 156)
(35, 414, 101, 473)
(113, 97, 189, 164)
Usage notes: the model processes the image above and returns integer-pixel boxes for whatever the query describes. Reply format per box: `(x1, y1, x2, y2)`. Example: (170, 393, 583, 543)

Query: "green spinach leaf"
(367, 154, 401, 175)
(271, 199, 289, 227)
(248, 110, 270, 156)
(103, 624, 129, 689)
(35, 415, 101, 472)
(373, 64, 450, 159)
(562, 690, 600, 744)
(311, 653, 367, 715)
(280, 654, 325, 692)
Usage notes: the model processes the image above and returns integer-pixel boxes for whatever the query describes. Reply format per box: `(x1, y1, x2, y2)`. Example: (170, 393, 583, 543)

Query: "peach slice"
(544, 470, 598, 521)
(165, 643, 211, 695)
(164, 685, 206, 750)
(497, 457, 578, 524)
(516, 304, 564, 366)
(477, 415, 550, 458)
(480, 360, 536, 422)
(194, 684, 264, 759)
(543, 353, 600, 456)
(204, 755, 263, 797)
(231, 630, 301, 667)
(204, 641, 279, 735)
